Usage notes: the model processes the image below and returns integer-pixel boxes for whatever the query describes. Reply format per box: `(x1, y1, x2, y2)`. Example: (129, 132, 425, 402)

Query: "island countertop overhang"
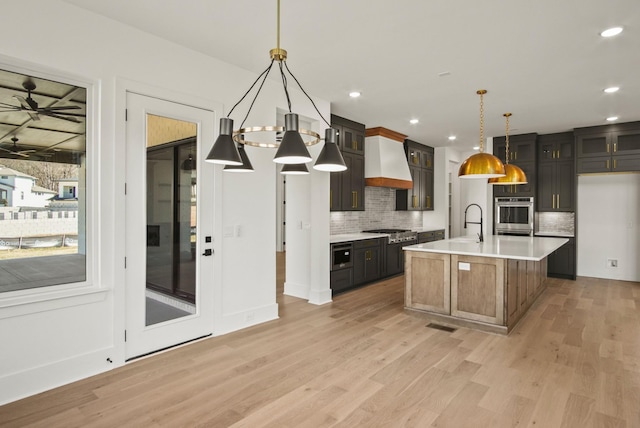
(403, 235, 568, 261)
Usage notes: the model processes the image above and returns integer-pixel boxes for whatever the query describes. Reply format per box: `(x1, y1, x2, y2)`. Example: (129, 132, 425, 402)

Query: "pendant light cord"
(279, 61, 293, 113)
(504, 113, 511, 165)
(228, 60, 274, 121)
(284, 61, 332, 128)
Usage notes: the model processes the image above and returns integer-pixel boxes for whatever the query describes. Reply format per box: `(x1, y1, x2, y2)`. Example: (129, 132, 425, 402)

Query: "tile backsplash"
(535, 211, 575, 235)
(330, 187, 423, 234)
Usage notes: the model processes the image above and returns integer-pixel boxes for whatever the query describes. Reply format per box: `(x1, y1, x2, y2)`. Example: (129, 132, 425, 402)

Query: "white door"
(125, 92, 215, 360)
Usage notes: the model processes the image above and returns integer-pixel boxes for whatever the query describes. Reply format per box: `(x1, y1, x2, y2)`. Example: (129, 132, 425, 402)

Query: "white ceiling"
(62, 0, 640, 151)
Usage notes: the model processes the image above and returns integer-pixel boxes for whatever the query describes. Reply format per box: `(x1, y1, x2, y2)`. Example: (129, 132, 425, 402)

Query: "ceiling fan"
(0, 136, 36, 158)
(0, 80, 84, 123)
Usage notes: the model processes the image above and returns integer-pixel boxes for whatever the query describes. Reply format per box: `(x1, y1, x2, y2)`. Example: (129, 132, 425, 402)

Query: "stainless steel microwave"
(494, 197, 534, 235)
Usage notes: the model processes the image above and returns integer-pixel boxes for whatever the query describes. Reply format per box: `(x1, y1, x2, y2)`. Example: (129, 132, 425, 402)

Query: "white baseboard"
(0, 347, 116, 406)
(215, 303, 279, 336)
(308, 288, 332, 305)
(283, 280, 309, 300)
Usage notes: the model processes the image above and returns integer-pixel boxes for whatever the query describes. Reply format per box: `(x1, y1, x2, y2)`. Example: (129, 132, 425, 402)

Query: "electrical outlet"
(607, 259, 618, 268)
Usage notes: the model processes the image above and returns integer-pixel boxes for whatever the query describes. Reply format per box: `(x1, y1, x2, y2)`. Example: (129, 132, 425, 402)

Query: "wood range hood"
(364, 127, 413, 189)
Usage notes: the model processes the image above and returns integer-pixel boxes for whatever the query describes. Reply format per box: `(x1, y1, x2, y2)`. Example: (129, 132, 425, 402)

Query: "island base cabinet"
(507, 259, 547, 327)
(405, 252, 450, 314)
(451, 255, 504, 325)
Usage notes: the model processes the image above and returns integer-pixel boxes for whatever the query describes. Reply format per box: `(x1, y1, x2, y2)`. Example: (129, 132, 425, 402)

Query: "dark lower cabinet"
(353, 239, 382, 286)
(418, 229, 445, 243)
(330, 268, 353, 294)
(547, 237, 576, 279)
(385, 242, 404, 277)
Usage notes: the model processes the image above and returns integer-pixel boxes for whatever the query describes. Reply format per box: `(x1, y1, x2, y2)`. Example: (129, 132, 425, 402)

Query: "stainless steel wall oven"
(494, 197, 534, 235)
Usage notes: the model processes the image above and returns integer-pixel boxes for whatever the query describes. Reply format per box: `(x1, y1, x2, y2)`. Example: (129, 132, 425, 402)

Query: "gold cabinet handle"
(557, 194, 560, 208)
(412, 195, 417, 208)
(352, 191, 357, 208)
(552, 194, 556, 210)
(425, 195, 431, 208)
(614, 159, 617, 169)
(614, 143, 617, 153)
(606, 159, 610, 169)
(607, 143, 610, 153)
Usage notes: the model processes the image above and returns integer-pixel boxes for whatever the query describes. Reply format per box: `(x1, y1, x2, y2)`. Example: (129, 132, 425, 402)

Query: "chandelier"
(205, 0, 346, 174)
(458, 90, 506, 179)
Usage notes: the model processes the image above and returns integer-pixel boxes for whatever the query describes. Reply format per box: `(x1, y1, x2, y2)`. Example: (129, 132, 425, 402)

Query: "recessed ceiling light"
(448, 135, 456, 141)
(604, 86, 619, 93)
(348, 91, 361, 98)
(606, 116, 619, 122)
(472, 146, 480, 151)
(409, 119, 419, 125)
(601, 27, 623, 38)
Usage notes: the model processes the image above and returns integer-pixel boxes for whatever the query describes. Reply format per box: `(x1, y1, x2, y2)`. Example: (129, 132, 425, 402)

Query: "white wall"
(422, 146, 462, 238)
(577, 174, 640, 282)
(0, 0, 330, 404)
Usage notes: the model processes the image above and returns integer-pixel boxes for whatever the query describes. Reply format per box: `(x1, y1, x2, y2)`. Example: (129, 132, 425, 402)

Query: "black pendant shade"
(313, 128, 347, 172)
(224, 143, 254, 173)
(280, 163, 309, 175)
(273, 113, 312, 164)
(181, 154, 196, 171)
(206, 118, 242, 165)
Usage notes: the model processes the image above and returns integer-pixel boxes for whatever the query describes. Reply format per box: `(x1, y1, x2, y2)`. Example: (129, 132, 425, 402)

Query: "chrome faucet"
(464, 203, 483, 242)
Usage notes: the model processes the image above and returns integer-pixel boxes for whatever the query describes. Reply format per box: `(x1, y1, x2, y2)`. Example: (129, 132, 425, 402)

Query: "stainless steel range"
(363, 228, 418, 244)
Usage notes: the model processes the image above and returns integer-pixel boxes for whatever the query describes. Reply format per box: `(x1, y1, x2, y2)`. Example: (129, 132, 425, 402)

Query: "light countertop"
(330, 227, 445, 244)
(330, 233, 389, 243)
(535, 231, 575, 238)
(403, 235, 568, 261)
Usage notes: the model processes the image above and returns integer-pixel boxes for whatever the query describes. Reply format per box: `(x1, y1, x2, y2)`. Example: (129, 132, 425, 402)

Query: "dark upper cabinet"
(493, 133, 537, 163)
(397, 165, 420, 210)
(397, 140, 434, 211)
(576, 122, 640, 174)
(339, 125, 365, 155)
(330, 115, 365, 211)
(338, 153, 364, 211)
(492, 161, 536, 197)
(492, 133, 537, 198)
(536, 133, 574, 212)
(423, 168, 434, 210)
(332, 114, 365, 155)
(538, 132, 574, 162)
(537, 159, 574, 212)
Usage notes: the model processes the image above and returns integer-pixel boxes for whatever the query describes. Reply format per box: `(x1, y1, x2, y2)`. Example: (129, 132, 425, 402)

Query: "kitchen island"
(403, 235, 568, 334)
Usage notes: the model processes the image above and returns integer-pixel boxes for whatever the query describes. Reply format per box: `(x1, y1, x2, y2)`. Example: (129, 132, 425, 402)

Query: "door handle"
(202, 249, 213, 256)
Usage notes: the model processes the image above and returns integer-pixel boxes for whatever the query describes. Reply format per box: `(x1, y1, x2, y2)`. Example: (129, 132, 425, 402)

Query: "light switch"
(458, 262, 471, 271)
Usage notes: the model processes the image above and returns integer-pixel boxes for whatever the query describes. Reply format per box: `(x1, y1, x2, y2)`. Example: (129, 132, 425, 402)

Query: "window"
(0, 68, 87, 294)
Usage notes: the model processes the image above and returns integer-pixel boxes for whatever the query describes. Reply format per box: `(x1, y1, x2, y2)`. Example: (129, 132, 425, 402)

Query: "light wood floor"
(1, 256, 639, 427)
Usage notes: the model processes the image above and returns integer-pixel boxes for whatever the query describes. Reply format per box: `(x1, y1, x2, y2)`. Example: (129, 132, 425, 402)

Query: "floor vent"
(426, 323, 457, 333)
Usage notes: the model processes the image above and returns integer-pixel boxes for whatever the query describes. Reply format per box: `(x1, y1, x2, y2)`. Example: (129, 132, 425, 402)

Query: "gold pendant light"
(488, 113, 528, 185)
(458, 90, 506, 179)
